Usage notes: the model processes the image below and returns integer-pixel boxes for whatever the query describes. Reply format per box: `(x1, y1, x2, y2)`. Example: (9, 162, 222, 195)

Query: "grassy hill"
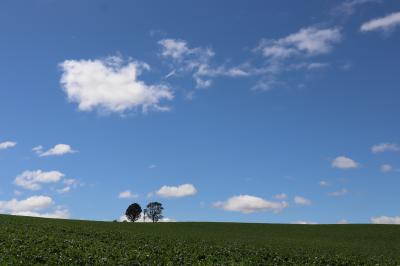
(0, 214, 399, 265)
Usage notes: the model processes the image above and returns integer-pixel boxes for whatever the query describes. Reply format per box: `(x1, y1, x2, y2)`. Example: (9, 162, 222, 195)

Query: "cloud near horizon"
(371, 216, 400, 224)
(0, 195, 69, 219)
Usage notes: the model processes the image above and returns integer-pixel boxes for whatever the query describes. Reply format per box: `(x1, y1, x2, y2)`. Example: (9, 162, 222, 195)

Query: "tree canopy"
(125, 203, 142, 222)
(146, 202, 164, 223)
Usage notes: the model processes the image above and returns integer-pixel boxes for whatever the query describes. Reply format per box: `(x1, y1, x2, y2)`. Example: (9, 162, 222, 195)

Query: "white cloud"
(63, 178, 78, 186)
(273, 193, 288, 200)
(328, 188, 348, 197)
(361, 12, 400, 33)
(337, 219, 348, 224)
(0, 196, 53, 212)
(159, 38, 248, 89)
(118, 213, 175, 222)
(213, 195, 288, 213)
(0, 195, 69, 219)
(118, 190, 138, 199)
(56, 186, 71, 194)
(292, 220, 317, 224)
(294, 196, 311, 205)
(331, 156, 359, 169)
(14, 170, 64, 190)
(155, 184, 197, 198)
(381, 164, 393, 173)
(319, 180, 330, 187)
(34, 144, 77, 157)
(57, 178, 79, 194)
(371, 216, 400, 224)
(13, 209, 70, 219)
(257, 27, 341, 59)
(32, 145, 43, 153)
(118, 214, 129, 222)
(159, 38, 215, 88)
(0, 141, 17, 150)
(252, 27, 341, 92)
(159, 39, 192, 60)
(334, 0, 382, 16)
(371, 143, 400, 153)
(60, 56, 173, 114)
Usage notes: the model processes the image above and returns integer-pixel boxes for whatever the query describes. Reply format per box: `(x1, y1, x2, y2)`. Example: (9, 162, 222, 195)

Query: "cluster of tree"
(125, 202, 164, 223)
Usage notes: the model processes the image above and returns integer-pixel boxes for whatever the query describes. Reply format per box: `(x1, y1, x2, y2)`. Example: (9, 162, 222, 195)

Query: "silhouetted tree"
(146, 202, 163, 223)
(125, 203, 142, 222)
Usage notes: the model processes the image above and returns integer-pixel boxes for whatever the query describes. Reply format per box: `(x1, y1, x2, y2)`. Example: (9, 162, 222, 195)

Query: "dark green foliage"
(125, 203, 142, 222)
(0, 214, 400, 265)
(146, 202, 163, 223)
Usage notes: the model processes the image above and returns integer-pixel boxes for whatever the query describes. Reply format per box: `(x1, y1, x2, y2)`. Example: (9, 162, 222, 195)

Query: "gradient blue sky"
(1, 0, 400, 224)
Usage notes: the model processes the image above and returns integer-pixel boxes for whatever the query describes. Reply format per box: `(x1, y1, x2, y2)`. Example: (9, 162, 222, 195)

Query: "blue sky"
(1, 0, 400, 224)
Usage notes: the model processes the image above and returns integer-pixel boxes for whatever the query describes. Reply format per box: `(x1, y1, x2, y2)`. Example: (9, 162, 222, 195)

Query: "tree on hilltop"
(146, 202, 163, 223)
(125, 203, 142, 222)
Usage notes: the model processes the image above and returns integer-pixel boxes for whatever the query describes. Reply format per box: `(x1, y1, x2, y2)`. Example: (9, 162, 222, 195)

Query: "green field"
(0, 214, 399, 265)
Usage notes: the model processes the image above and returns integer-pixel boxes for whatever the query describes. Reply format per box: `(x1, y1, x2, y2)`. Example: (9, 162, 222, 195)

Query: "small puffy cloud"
(273, 193, 288, 199)
(294, 196, 311, 206)
(34, 144, 77, 157)
(361, 12, 400, 33)
(371, 216, 400, 224)
(331, 156, 359, 169)
(381, 164, 393, 173)
(60, 56, 173, 114)
(57, 178, 80, 194)
(213, 195, 288, 213)
(337, 219, 348, 224)
(371, 143, 400, 153)
(118, 190, 138, 199)
(0, 141, 17, 150)
(257, 27, 341, 59)
(159, 39, 192, 60)
(148, 164, 157, 169)
(155, 184, 197, 198)
(14, 170, 64, 190)
(319, 180, 330, 187)
(0, 196, 53, 212)
(63, 178, 78, 186)
(328, 188, 348, 197)
(56, 186, 71, 194)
